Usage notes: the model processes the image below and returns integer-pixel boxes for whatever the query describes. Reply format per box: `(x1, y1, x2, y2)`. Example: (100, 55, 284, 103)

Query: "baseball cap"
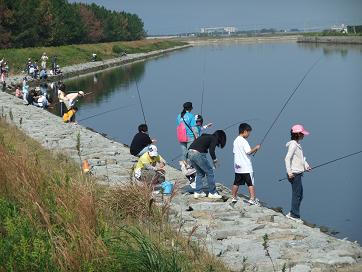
(78, 91, 85, 96)
(148, 145, 158, 156)
(291, 124, 310, 135)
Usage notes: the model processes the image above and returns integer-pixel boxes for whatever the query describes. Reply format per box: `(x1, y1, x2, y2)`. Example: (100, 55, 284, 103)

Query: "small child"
(63, 106, 78, 123)
(284, 124, 311, 223)
(231, 123, 261, 205)
(194, 114, 212, 137)
(15, 85, 22, 98)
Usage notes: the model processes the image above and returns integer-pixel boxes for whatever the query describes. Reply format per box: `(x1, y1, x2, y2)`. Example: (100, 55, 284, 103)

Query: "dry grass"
(0, 118, 229, 271)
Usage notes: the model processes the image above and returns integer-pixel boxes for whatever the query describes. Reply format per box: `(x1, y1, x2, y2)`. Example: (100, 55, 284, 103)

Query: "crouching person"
(133, 145, 166, 186)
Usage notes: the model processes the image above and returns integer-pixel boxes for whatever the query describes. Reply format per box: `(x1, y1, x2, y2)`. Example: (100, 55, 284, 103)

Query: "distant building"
(331, 24, 348, 34)
(200, 26, 237, 35)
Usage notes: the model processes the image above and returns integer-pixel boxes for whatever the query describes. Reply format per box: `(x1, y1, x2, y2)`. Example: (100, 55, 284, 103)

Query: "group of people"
(130, 101, 311, 223)
(25, 53, 61, 79)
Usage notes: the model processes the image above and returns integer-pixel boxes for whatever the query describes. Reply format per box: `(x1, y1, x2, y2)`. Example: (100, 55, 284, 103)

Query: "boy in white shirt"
(231, 123, 261, 205)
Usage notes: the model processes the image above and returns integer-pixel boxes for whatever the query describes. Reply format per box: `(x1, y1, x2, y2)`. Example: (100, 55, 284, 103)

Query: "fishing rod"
(78, 104, 136, 122)
(200, 53, 206, 116)
(135, 80, 147, 125)
(278, 150, 362, 182)
(255, 56, 322, 155)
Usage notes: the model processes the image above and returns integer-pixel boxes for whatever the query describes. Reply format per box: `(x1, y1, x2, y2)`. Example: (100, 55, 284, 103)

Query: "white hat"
(78, 91, 85, 96)
(148, 145, 158, 157)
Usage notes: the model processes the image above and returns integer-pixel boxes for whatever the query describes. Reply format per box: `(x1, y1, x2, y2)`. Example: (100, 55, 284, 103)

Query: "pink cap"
(291, 124, 310, 135)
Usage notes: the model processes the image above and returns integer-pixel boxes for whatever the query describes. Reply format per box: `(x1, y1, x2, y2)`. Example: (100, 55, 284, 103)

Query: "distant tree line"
(0, 0, 146, 49)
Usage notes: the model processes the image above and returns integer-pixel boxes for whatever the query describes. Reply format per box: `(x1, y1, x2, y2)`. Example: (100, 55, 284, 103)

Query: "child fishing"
(231, 123, 261, 205)
(284, 124, 311, 223)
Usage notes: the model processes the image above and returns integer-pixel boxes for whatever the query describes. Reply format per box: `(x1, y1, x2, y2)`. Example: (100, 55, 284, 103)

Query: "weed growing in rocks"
(263, 233, 276, 272)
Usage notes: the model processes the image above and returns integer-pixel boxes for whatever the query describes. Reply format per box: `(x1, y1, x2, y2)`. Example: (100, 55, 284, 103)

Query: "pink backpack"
(177, 121, 188, 143)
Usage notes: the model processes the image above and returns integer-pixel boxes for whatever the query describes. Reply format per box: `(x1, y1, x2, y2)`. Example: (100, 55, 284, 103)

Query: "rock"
(257, 215, 275, 223)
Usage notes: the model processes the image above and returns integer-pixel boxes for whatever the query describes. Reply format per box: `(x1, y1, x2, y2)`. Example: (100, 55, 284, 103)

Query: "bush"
(0, 198, 57, 271)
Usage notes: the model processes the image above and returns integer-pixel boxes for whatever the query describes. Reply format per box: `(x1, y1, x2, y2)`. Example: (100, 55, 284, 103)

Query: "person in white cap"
(133, 145, 166, 185)
(284, 124, 311, 223)
(63, 91, 85, 109)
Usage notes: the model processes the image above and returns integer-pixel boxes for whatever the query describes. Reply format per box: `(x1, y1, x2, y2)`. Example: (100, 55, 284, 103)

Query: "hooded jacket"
(284, 140, 310, 175)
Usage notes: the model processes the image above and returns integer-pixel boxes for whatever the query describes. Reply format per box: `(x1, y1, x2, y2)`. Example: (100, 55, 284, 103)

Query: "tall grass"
(0, 40, 187, 74)
(0, 118, 229, 271)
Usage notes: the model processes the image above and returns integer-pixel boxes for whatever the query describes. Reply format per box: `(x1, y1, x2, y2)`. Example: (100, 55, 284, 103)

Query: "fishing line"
(200, 52, 206, 116)
(278, 150, 362, 182)
(78, 104, 136, 122)
(257, 56, 322, 150)
(223, 118, 259, 131)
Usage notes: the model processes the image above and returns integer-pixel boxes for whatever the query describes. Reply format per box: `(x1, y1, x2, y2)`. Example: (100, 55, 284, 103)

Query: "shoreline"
(1, 43, 362, 271)
(297, 35, 362, 45)
(4, 44, 192, 89)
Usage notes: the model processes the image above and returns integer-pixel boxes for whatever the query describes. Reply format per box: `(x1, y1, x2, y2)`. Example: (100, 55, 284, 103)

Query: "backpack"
(176, 121, 188, 143)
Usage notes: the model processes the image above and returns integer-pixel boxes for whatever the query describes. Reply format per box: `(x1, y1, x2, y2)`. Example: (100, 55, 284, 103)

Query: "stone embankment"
(1, 47, 361, 271)
(186, 35, 300, 45)
(297, 36, 362, 45)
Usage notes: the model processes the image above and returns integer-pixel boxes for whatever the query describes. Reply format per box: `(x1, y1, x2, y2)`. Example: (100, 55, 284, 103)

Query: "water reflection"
(49, 62, 146, 116)
(297, 42, 362, 57)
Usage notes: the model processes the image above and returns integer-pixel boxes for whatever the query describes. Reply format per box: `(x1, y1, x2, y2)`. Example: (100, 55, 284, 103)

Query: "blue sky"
(69, 0, 362, 35)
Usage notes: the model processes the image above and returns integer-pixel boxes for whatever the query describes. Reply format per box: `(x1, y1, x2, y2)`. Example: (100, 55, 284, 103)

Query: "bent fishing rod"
(78, 104, 136, 122)
(278, 150, 362, 182)
(255, 56, 322, 155)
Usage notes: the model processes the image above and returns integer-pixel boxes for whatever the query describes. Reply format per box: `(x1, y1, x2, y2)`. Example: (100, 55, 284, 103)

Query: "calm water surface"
(58, 41, 362, 242)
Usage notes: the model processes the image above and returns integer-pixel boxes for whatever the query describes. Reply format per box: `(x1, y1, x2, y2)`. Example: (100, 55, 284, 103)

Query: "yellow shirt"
(134, 152, 165, 172)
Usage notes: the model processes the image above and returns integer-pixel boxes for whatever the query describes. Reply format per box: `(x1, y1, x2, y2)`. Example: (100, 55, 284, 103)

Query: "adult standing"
(51, 55, 57, 75)
(187, 130, 227, 199)
(176, 102, 197, 166)
(41, 52, 48, 70)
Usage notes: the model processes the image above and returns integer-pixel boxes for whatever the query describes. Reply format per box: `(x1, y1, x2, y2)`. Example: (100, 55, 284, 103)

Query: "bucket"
(82, 160, 90, 173)
(161, 181, 174, 194)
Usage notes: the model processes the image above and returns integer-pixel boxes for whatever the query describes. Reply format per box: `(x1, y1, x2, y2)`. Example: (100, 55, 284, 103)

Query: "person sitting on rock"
(63, 106, 78, 123)
(33, 94, 49, 109)
(130, 124, 157, 157)
(15, 85, 22, 98)
(133, 145, 166, 185)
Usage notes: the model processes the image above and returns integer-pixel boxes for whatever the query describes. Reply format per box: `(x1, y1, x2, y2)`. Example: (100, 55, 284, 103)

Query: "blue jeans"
(289, 173, 303, 218)
(137, 145, 151, 157)
(188, 150, 216, 194)
(180, 140, 193, 161)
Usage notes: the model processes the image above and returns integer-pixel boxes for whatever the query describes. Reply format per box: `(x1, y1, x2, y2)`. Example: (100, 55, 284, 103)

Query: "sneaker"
(248, 198, 261, 207)
(194, 192, 206, 199)
(231, 197, 238, 203)
(286, 212, 303, 223)
(189, 181, 196, 189)
(208, 192, 222, 199)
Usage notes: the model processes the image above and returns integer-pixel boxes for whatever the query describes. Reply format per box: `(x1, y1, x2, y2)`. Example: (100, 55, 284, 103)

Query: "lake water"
(56, 41, 362, 243)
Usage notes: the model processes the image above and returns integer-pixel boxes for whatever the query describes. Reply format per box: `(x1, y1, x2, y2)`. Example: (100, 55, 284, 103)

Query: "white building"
(331, 24, 348, 34)
(200, 26, 237, 35)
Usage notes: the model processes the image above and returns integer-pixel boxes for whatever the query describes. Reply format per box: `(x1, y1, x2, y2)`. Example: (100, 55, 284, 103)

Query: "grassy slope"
(0, 39, 187, 75)
(0, 117, 229, 272)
